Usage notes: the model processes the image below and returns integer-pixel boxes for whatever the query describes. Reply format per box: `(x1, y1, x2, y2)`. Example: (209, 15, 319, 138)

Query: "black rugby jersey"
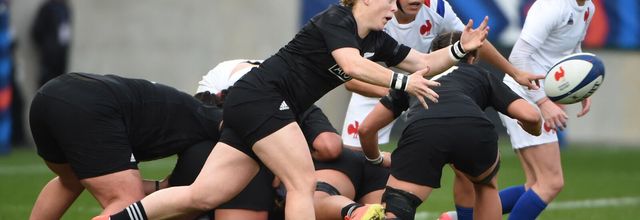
(380, 63, 522, 124)
(234, 4, 411, 114)
(45, 73, 222, 161)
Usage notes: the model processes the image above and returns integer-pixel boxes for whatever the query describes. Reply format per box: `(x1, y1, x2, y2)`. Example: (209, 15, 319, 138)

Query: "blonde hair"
(340, 0, 356, 7)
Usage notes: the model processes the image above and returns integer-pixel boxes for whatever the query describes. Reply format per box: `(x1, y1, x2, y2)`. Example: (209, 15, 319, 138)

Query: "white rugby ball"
(544, 53, 605, 104)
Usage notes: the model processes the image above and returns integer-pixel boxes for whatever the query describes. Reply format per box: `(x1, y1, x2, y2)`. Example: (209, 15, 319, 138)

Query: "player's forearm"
(480, 41, 520, 78)
(344, 79, 390, 98)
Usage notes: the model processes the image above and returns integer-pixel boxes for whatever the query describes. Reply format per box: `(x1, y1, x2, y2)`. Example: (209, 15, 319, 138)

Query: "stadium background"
(1, 0, 639, 219)
(8, 0, 640, 147)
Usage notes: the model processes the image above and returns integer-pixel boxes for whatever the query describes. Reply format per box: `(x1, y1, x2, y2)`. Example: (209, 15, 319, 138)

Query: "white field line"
(415, 196, 640, 220)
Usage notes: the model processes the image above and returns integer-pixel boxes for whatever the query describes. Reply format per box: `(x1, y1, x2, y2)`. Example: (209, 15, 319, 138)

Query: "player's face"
(369, 0, 398, 30)
(397, 0, 422, 17)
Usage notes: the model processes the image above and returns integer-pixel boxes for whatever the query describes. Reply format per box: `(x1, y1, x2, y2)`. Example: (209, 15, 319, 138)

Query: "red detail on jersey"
(584, 7, 590, 22)
(424, 0, 431, 8)
(584, 0, 609, 48)
(420, 20, 432, 35)
(347, 121, 359, 138)
(554, 66, 565, 81)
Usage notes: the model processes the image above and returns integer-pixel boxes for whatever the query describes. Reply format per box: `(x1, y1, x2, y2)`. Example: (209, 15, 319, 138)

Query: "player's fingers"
(477, 16, 489, 31)
(425, 79, 440, 87)
(424, 88, 439, 102)
(417, 96, 429, 109)
(465, 19, 474, 31)
(578, 98, 591, 117)
(531, 74, 546, 80)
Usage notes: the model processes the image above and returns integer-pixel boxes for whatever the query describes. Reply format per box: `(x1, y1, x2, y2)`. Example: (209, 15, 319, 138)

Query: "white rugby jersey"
(342, 0, 465, 147)
(196, 59, 262, 94)
(384, 0, 464, 53)
(513, 0, 594, 101)
(520, 0, 594, 72)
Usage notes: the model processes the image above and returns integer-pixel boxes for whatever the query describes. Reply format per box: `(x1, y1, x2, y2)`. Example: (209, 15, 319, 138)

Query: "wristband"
(389, 72, 408, 91)
(366, 151, 384, 165)
(448, 41, 467, 61)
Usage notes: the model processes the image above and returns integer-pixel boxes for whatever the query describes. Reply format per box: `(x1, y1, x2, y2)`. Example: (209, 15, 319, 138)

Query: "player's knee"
(189, 187, 222, 211)
(546, 177, 565, 194)
(382, 186, 422, 220)
(284, 174, 317, 195)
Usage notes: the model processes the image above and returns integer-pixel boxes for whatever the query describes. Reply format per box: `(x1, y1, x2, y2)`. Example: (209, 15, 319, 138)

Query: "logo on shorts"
(130, 154, 137, 162)
(543, 122, 556, 134)
(279, 101, 289, 111)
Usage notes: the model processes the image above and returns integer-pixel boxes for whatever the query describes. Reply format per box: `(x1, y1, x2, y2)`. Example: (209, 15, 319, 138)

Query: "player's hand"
(577, 97, 591, 117)
(513, 70, 545, 90)
(460, 16, 489, 52)
(405, 67, 440, 109)
(381, 151, 392, 168)
(538, 97, 568, 130)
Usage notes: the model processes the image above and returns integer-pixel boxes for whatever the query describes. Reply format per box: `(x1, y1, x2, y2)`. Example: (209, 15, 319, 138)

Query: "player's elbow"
(312, 132, 343, 161)
(508, 99, 543, 136)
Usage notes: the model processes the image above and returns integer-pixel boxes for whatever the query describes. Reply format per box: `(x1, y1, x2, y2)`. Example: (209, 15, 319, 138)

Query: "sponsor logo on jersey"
(347, 120, 359, 138)
(279, 101, 289, 111)
(328, 64, 353, 82)
(584, 7, 590, 22)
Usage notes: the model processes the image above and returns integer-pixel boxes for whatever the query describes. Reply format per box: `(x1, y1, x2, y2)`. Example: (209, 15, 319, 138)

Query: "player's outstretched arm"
(359, 102, 396, 167)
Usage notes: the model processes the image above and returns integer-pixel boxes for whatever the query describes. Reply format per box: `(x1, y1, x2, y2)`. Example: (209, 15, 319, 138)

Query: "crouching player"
(362, 32, 542, 220)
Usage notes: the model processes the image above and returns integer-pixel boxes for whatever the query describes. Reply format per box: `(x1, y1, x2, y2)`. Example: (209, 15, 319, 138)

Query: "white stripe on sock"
(125, 206, 136, 220)
(132, 203, 144, 220)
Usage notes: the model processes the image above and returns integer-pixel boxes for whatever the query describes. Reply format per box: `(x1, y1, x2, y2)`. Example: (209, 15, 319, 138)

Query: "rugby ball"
(544, 53, 605, 104)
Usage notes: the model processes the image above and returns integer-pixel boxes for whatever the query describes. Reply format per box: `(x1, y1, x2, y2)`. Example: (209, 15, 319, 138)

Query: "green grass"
(1, 142, 639, 219)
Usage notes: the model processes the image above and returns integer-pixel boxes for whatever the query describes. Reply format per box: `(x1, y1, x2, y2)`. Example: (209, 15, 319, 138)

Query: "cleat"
(437, 211, 457, 220)
(345, 204, 385, 220)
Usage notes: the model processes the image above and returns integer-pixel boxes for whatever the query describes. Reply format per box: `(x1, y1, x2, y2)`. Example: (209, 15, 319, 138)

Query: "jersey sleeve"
(519, 0, 561, 49)
(441, 0, 465, 32)
(313, 9, 360, 52)
(486, 70, 523, 115)
(372, 32, 411, 67)
(379, 89, 410, 118)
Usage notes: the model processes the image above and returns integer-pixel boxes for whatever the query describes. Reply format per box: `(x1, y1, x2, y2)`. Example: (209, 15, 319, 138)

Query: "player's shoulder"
(422, 0, 454, 19)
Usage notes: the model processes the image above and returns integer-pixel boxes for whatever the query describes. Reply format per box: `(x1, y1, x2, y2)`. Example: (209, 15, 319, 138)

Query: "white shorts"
(341, 93, 395, 147)
(499, 75, 557, 149)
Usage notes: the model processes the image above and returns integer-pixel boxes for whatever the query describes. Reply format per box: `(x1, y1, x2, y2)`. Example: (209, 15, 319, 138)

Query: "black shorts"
(218, 165, 275, 211)
(314, 149, 364, 191)
(391, 117, 498, 188)
(314, 149, 389, 201)
(29, 75, 136, 179)
(220, 85, 296, 161)
(298, 105, 339, 149)
(357, 159, 389, 200)
(166, 140, 275, 212)
(168, 141, 215, 186)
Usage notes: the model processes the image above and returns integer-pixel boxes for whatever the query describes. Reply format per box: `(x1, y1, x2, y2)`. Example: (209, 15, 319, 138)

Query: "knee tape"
(382, 186, 422, 220)
(316, 181, 341, 196)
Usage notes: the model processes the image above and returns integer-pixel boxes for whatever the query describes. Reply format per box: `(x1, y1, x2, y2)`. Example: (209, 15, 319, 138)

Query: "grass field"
(1, 141, 639, 219)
